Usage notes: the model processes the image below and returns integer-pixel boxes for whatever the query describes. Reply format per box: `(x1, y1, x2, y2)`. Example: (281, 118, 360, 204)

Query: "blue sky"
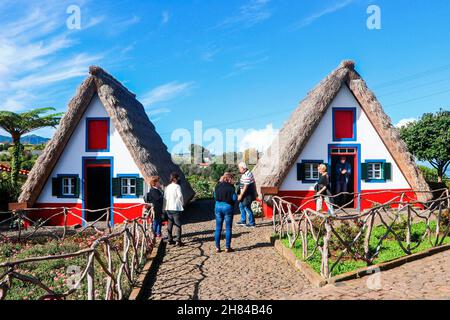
(0, 0, 449, 154)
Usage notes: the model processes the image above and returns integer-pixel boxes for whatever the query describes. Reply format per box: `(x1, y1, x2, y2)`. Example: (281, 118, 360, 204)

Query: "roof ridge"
(89, 65, 137, 98)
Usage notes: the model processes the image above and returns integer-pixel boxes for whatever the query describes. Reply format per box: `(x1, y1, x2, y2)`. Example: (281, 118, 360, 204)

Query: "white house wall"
(280, 85, 411, 191)
(37, 94, 144, 204)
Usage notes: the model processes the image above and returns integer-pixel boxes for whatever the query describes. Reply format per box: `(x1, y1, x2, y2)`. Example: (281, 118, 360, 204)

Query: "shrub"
(329, 220, 365, 255)
(187, 175, 215, 199)
(0, 174, 21, 211)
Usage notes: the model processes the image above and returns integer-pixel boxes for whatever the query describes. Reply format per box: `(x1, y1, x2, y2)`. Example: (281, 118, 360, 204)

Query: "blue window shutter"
(74, 177, 81, 197)
(136, 178, 144, 196)
(361, 163, 368, 181)
(297, 163, 305, 181)
(112, 178, 121, 197)
(52, 177, 61, 197)
(383, 163, 392, 180)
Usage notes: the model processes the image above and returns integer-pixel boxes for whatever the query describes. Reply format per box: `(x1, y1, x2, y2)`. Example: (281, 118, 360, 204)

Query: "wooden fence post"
(87, 254, 95, 300)
(321, 219, 332, 278)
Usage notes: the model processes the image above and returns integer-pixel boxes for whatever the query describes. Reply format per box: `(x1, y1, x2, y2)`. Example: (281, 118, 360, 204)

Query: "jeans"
(167, 210, 182, 242)
(215, 202, 234, 249)
(239, 202, 255, 226)
(152, 218, 162, 237)
(336, 181, 348, 207)
(316, 196, 335, 215)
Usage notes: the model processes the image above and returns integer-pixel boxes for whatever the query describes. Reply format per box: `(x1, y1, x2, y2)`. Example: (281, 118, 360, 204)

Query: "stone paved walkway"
(142, 200, 450, 300)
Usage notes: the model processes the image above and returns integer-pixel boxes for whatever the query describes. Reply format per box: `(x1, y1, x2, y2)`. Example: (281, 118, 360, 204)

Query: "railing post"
(364, 211, 375, 262)
(87, 254, 95, 300)
(321, 219, 331, 278)
(62, 208, 67, 240)
(406, 205, 411, 251)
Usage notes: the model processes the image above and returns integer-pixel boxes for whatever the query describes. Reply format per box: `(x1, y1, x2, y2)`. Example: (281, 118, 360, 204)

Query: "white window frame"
(304, 163, 320, 181)
(62, 177, 76, 196)
(367, 162, 383, 180)
(121, 177, 137, 196)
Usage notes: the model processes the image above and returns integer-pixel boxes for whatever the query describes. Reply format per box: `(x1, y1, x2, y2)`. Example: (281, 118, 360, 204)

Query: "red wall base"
(262, 189, 417, 219)
(28, 203, 145, 227)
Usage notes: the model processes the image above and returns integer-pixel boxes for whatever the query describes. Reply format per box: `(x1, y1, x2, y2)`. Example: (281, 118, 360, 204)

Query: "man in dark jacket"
(145, 176, 164, 238)
(335, 156, 352, 207)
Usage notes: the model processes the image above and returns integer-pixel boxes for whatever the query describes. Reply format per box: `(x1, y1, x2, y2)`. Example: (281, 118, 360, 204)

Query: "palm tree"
(0, 108, 63, 187)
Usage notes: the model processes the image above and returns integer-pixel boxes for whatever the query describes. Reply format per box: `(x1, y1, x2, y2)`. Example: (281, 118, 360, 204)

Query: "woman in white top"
(164, 172, 184, 246)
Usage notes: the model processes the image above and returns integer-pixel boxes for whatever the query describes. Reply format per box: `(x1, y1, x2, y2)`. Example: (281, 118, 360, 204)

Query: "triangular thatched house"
(252, 60, 431, 215)
(18, 66, 195, 225)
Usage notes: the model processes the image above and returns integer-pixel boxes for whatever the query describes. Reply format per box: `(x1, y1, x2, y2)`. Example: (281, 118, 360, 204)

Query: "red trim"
(85, 164, 111, 168)
(29, 203, 84, 226)
(330, 151, 358, 208)
(29, 203, 145, 226)
(262, 189, 418, 218)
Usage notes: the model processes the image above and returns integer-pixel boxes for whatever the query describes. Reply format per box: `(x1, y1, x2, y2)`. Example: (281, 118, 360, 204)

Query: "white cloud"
(140, 81, 195, 108)
(0, 3, 103, 112)
(201, 46, 221, 62)
(294, 0, 356, 29)
(395, 118, 417, 128)
(227, 56, 269, 77)
(162, 11, 170, 24)
(239, 124, 278, 152)
(218, 0, 271, 29)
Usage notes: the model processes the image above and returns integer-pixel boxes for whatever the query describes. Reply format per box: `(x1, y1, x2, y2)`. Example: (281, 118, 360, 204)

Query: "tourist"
(236, 162, 257, 228)
(145, 176, 164, 239)
(335, 156, 352, 207)
(214, 172, 237, 253)
(164, 172, 185, 246)
(315, 164, 335, 215)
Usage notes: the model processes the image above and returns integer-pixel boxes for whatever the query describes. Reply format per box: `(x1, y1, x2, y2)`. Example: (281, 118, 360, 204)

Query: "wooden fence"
(271, 189, 450, 278)
(0, 204, 155, 300)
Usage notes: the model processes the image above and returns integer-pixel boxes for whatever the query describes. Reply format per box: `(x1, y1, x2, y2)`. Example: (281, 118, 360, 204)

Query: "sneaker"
(235, 222, 246, 226)
(225, 248, 234, 253)
(216, 247, 222, 253)
(167, 239, 176, 245)
(245, 224, 256, 229)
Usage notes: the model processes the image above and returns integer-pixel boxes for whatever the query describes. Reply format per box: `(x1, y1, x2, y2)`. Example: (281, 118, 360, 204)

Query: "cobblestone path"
(142, 200, 450, 300)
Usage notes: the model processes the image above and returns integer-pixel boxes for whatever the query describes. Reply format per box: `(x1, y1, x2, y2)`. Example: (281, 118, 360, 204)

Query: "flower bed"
(0, 233, 138, 300)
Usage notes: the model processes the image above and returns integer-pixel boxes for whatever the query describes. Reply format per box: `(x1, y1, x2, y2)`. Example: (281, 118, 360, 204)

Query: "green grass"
(279, 220, 450, 277)
(0, 234, 140, 300)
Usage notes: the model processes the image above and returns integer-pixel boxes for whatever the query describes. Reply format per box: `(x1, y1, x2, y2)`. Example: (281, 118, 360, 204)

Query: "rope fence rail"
(0, 204, 155, 300)
(270, 188, 450, 279)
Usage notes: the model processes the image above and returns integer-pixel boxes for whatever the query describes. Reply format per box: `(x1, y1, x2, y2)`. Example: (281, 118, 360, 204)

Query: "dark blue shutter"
(136, 178, 144, 196)
(383, 163, 392, 180)
(112, 178, 121, 197)
(361, 163, 368, 181)
(297, 163, 305, 181)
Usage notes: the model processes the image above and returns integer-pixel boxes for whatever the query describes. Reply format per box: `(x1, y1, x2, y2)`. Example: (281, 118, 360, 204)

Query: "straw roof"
(19, 66, 195, 206)
(252, 60, 432, 202)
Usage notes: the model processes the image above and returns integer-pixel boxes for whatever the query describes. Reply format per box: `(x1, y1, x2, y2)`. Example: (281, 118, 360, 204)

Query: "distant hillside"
(0, 134, 50, 145)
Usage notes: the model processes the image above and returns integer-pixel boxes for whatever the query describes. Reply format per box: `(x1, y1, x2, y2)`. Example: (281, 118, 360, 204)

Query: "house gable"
(280, 85, 411, 191)
(37, 94, 143, 204)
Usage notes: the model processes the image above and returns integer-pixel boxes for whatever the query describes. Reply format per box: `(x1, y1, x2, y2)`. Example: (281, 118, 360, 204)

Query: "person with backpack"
(214, 172, 237, 253)
(315, 164, 335, 215)
(236, 162, 257, 228)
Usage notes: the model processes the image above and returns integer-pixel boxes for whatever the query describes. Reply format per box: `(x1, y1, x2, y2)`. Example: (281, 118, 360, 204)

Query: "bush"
(329, 220, 365, 255)
(187, 175, 215, 200)
(0, 174, 21, 211)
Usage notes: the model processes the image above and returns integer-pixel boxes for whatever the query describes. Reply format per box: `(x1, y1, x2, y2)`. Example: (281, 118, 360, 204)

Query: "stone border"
(270, 234, 450, 288)
(128, 237, 165, 300)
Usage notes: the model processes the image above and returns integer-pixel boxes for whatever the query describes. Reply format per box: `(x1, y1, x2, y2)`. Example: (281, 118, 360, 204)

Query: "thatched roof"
(19, 66, 195, 206)
(252, 60, 432, 202)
